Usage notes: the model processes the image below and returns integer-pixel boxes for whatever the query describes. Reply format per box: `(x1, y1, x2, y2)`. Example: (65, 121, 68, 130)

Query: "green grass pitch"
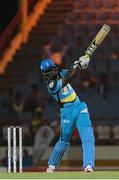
(0, 171, 119, 179)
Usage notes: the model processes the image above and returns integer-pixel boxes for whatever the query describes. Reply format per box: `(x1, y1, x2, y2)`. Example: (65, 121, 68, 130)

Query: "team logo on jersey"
(49, 81, 54, 88)
(80, 108, 88, 113)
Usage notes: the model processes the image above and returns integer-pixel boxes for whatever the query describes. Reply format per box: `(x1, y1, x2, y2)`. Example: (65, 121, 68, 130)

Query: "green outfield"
(0, 171, 119, 179)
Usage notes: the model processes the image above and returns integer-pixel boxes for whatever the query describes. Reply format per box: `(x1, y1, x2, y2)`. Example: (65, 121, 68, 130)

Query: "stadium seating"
(112, 125, 119, 141)
(80, 12, 94, 22)
(88, 0, 102, 10)
(94, 12, 109, 22)
(109, 12, 119, 21)
(96, 125, 111, 141)
(102, 0, 117, 9)
(74, 0, 88, 10)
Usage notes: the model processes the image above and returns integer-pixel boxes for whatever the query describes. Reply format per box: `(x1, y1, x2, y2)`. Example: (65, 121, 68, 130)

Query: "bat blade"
(85, 24, 111, 57)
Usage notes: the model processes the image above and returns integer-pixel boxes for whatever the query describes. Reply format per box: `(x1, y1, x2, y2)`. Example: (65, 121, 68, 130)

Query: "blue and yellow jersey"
(47, 69, 80, 108)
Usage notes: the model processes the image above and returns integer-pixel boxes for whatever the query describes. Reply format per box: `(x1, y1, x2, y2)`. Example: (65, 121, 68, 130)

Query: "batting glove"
(73, 54, 90, 69)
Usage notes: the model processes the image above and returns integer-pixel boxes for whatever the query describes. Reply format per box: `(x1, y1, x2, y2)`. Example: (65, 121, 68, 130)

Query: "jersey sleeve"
(61, 67, 79, 87)
(61, 69, 68, 78)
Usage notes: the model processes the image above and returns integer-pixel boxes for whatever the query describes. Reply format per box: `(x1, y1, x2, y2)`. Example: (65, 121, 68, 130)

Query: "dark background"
(0, 0, 19, 34)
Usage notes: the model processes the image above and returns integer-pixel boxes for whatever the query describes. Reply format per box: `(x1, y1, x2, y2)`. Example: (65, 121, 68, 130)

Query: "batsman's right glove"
(73, 54, 90, 69)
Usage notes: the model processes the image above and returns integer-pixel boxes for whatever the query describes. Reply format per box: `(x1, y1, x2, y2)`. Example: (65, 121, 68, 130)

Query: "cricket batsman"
(39, 54, 95, 172)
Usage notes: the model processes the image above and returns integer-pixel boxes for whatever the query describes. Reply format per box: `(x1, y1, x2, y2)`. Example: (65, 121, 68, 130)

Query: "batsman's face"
(42, 67, 59, 81)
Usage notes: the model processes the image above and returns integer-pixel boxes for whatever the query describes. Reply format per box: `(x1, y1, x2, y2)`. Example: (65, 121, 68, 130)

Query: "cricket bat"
(85, 24, 111, 57)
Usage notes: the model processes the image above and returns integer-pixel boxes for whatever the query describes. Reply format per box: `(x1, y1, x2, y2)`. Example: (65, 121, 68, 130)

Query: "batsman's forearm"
(62, 65, 80, 87)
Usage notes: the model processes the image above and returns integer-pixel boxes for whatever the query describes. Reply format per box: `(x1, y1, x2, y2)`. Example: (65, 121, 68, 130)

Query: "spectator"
(41, 41, 53, 59)
(41, 41, 68, 66)
(24, 83, 44, 115)
(33, 120, 55, 166)
(32, 106, 45, 135)
(2, 88, 14, 115)
(0, 88, 14, 125)
(51, 26, 66, 48)
(49, 44, 68, 66)
(98, 72, 111, 99)
(10, 91, 27, 125)
(2, 90, 26, 125)
(11, 91, 24, 114)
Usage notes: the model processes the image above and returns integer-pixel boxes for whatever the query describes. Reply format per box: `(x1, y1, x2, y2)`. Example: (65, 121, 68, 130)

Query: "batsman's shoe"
(84, 165, 93, 172)
(46, 165, 55, 173)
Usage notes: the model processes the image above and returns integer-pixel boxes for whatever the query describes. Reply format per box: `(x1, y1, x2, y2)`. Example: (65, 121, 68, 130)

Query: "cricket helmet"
(40, 59, 58, 80)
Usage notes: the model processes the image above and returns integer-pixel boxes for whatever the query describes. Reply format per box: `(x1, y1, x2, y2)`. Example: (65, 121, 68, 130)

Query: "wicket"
(7, 126, 23, 173)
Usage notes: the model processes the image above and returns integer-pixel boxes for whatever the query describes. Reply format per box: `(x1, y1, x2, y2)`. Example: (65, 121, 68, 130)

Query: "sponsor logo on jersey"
(61, 86, 69, 94)
(63, 119, 70, 123)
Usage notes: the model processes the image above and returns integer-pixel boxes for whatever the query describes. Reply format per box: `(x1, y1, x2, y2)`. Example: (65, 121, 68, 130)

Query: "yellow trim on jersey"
(60, 92, 77, 103)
